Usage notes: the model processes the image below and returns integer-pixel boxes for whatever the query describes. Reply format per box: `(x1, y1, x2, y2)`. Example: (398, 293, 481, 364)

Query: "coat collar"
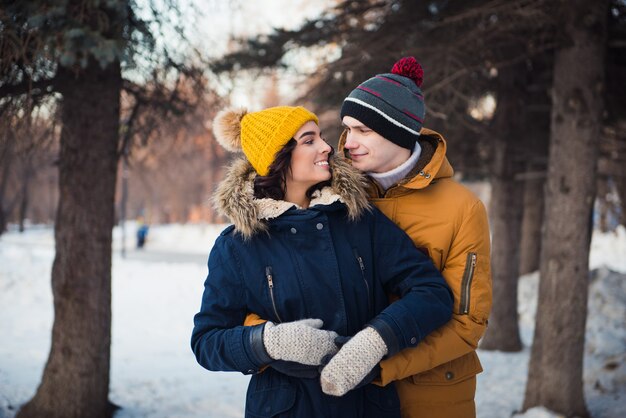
(401, 128, 454, 190)
(213, 154, 371, 239)
(337, 127, 455, 192)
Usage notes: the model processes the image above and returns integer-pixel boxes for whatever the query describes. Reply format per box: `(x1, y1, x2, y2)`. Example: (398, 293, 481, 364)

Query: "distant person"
(190, 105, 453, 418)
(136, 220, 149, 249)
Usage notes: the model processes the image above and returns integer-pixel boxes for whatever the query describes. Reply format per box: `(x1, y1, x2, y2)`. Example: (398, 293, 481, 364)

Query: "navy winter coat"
(191, 157, 453, 418)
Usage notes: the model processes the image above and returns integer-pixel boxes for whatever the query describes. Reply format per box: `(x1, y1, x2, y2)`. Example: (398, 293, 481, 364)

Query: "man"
(337, 56, 492, 418)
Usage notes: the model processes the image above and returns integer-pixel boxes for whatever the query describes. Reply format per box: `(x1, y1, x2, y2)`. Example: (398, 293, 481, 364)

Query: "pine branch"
(0, 78, 56, 99)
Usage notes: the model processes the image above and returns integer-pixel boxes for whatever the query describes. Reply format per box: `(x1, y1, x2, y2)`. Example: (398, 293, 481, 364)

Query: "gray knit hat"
(340, 57, 425, 150)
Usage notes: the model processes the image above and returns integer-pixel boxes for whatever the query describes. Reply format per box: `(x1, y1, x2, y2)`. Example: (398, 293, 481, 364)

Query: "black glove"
(270, 360, 320, 379)
(334, 335, 352, 346)
(318, 335, 352, 369)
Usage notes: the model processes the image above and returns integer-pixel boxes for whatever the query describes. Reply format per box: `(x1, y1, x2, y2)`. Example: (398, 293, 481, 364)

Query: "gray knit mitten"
(320, 327, 388, 396)
(263, 319, 339, 366)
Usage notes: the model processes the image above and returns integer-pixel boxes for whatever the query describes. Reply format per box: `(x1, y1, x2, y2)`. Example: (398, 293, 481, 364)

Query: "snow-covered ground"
(0, 223, 624, 418)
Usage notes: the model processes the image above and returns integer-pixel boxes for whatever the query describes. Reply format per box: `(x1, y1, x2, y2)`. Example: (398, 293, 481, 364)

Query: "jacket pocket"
(459, 252, 477, 315)
(363, 384, 401, 415)
(246, 373, 296, 417)
(410, 351, 483, 386)
(265, 266, 283, 323)
(352, 248, 372, 316)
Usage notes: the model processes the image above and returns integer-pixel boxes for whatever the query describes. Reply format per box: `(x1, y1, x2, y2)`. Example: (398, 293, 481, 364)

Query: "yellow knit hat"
(213, 106, 319, 176)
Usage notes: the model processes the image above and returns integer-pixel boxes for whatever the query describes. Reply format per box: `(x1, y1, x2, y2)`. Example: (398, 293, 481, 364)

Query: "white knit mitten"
(263, 319, 339, 366)
(320, 327, 388, 396)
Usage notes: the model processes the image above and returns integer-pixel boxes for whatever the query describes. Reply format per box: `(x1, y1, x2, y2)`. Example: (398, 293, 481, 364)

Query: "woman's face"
(286, 121, 332, 191)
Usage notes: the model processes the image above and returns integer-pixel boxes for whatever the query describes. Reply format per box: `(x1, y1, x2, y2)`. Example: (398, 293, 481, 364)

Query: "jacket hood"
(401, 128, 454, 190)
(338, 127, 454, 190)
(213, 154, 371, 239)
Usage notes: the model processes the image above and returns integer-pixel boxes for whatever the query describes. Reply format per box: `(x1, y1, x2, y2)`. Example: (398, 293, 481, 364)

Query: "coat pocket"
(246, 373, 296, 417)
(363, 384, 401, 415)
(352, 248, 372, 316)
(455, 252, 491, 321)
(459, 253, 477, 315)
(410, 351, 483, 386)
(265, 266, 283, 323)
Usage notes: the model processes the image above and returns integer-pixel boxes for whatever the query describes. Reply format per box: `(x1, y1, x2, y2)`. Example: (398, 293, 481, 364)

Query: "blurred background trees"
(0, 0, 225, 231)
(1, 0, 213, 416)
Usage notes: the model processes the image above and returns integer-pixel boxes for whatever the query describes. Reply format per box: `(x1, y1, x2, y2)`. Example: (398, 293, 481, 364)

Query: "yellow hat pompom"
(213, 108, 248, 152)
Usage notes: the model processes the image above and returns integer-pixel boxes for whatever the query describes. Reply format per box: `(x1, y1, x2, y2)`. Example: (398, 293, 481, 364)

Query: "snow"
(1, 224, 624, 418)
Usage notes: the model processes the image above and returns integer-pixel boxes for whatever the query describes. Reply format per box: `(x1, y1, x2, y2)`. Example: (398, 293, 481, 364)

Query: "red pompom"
(391, 57, 424, 88)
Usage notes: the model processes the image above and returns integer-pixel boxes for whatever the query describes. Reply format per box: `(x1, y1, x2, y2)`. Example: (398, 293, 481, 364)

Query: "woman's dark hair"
(253, 138, 335, 201)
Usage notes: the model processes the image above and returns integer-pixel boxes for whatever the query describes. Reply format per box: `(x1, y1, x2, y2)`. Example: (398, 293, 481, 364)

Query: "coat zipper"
(353, 249, 372, 314)
(460, 252, 477, 314)
(265, 266, 283, 323)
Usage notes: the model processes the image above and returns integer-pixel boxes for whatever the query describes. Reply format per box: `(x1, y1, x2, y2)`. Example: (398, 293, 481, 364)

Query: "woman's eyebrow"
(297, 131, 316, 140)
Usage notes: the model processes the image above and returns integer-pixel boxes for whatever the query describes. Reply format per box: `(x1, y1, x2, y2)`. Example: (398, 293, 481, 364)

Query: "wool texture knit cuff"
(262, 319, 339, 366)
(320, 327, 388, 396)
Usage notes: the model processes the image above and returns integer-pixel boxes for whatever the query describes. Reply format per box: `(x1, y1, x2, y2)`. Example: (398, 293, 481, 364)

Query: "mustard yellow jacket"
(339, 127, 492, 417)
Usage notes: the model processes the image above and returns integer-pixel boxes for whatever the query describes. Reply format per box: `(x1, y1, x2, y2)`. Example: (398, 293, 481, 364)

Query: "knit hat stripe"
(357, 86, 382, 97)
(341, 100, 419, 150)
(352, 78, 425, 125)
(376, 75, 424, 99)
(375, 75, 403, 87)
(344, 97, 420, 135)
(404, 110, 423, 123)
(364, 76, 425, 110)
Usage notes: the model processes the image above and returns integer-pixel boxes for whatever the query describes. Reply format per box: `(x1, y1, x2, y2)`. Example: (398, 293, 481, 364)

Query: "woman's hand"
(320, 327, 388, 396)
(263, 319, 339, 365)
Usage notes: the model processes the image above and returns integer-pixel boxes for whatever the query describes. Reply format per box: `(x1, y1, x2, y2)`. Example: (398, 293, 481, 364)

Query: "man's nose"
(344, 133, 357, 149)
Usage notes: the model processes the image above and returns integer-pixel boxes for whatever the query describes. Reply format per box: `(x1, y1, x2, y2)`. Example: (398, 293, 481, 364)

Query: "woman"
(191, 106, 452, 418)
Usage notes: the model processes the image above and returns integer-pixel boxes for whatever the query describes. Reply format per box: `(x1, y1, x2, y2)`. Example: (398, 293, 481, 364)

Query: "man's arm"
(377, 199, 492, 385)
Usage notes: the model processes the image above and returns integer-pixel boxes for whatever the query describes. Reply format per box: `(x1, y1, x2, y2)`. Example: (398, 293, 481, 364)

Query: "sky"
(125, 0, 334, 106)
(188, 0, 337, 108)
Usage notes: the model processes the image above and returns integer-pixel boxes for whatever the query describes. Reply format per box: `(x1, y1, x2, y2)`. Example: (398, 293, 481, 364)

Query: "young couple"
(191, 57, 492, 418)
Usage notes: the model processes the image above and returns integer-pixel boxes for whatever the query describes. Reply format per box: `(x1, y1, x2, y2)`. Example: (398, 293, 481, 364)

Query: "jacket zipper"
(460, 252, 477, 314)
(265, 266, 283, 323)
(353, 249, 372, 314)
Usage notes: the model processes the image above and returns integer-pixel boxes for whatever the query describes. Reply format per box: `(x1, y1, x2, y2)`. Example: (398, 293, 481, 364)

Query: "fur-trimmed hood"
(213, 154, 371, 239)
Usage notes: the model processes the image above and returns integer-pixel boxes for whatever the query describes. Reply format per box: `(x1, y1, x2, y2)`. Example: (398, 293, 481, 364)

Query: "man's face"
(342, 116, 411, 173)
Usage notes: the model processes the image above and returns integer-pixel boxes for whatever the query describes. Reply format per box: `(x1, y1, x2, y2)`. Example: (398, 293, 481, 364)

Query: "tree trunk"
(16, 60, 122, 418)
(480, 64, 525, 352)
(523, 1, 609, 415)
(0, 133, 15, 234)
(519, 172, 544, 275)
